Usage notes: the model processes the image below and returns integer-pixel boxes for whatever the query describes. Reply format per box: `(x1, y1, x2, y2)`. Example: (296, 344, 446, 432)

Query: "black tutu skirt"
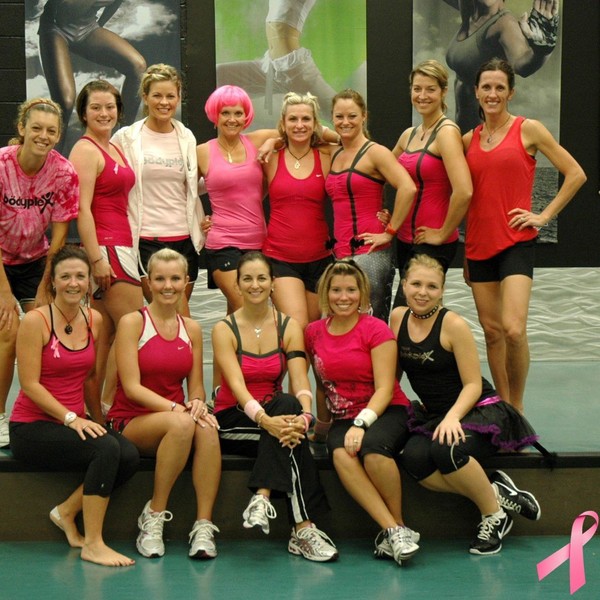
(407, 395, 539, 452)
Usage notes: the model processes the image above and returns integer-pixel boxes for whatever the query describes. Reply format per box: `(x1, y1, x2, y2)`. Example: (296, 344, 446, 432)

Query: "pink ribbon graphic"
(537, 511, 598, 594)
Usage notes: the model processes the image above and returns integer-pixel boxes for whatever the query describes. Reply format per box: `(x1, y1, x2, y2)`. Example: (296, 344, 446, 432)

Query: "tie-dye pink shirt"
(0, 145, 79, 265)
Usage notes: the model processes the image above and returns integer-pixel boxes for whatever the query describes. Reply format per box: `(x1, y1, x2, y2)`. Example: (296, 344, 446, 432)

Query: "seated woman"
(107, 248, 221, 560)
(305, 259, 419, 566)
(212, 251, 338, 563)
(9, 245, 139, 567)
(390, 254, 541, 556)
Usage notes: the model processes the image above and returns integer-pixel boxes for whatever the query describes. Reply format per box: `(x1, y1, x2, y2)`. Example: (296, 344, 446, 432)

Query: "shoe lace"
(142, 509, 173, 537)
(476, 514, 502, 541)
(297, 525, 336, 551)
(249, 495, 277, 521)
(189, 520, 219, 545)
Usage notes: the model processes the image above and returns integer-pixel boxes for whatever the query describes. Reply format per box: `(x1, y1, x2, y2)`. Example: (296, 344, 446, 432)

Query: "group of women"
(1, 53, 585, 568)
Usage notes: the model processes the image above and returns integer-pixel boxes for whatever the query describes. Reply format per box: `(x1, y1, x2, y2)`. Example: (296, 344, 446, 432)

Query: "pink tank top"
(10, 307, 95, 423)
(263, 148, 330, 262)
(83, 136, 135, 246)
(204, 135, 266, 250)
(108, 307, 193, 421)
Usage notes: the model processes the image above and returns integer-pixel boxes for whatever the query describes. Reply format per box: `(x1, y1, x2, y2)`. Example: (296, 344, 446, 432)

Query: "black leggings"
(216, 393, 328, 525)
(400, 430, 497, 481)
(10, 421, 139, 496)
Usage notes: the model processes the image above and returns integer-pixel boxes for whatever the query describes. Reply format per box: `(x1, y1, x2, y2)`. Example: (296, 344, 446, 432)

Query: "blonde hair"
(140, 64, 182, 117)
(402, 254, 446, 286)
(278, 92, 322, 146)
(147, 248, 188, 279)
(317, 259, 371, 315)
(409, 60, 449, 113)
(9, 98, 62, 145)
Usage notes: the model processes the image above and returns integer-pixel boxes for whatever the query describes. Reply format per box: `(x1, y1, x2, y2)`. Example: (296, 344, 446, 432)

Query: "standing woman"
(305, 260, 419, 566)
(391, 60, 472, 307)
(326, 89, 416, 323)
(70, 80, 143, 421)
(112, 63, 205, 317)
(390, 254, 540, 555)
(212, 251, 338, 563)
(197, 85, 280, 316)
(107, 249, 221, 560)
(9, 245, 139, 567)
(463, 58, 586, 413)
(262, 92, 334, 329)
(0, 98, 78, 447)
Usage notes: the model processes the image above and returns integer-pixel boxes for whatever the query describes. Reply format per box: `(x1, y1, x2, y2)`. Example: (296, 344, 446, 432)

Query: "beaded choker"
(409, 304, 439, 320)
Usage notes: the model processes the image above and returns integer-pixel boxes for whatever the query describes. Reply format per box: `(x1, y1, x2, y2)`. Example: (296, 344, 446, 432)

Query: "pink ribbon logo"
(537, 511, 598, 594)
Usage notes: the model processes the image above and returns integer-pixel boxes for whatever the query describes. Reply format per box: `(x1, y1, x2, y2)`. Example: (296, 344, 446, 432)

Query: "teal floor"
(1, 537, 599, 599)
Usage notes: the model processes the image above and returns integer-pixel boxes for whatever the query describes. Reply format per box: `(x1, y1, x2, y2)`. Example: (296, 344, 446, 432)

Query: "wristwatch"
(63, 411, 77, 427)
(353, 418, 368, 430)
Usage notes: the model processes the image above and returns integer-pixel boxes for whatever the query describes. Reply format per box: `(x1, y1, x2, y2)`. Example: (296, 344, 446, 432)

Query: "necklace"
(217, 139, 240, 163)
(484, 114, 512, 144)
(53, 303, 80, 334)
(287, 147, 311, 169)
(420, 114, 444, 141)
(249, 309, 272, 338)
(409, 304, 440, 320)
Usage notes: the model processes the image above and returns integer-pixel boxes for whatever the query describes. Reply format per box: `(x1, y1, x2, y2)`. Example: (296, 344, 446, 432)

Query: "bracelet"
(243, 399, 263, 422)
(92, 257, 103, 265)
(314, 417, 332, 436)
(384, 224, 398, 236)
(257, 411, 266, 428)
(356, 408, 378, 428)
(295, 389, 313, 402)
(300, 412, 315, 432)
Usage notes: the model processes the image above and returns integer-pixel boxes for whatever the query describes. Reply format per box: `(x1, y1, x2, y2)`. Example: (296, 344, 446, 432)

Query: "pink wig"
(204, 85, 255, 128)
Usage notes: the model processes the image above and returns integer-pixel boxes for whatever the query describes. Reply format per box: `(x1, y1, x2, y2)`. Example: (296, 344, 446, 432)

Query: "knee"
(363, 452, 394, 474)
(504, 322, 527, 347)
(332, 447, 354, 470)
(126, 53, 147, 78)
(267, 393, 300, 416)
(479, 320, 503, 346)
(169, 413, 196, 440)
(400, 445, 434, 481)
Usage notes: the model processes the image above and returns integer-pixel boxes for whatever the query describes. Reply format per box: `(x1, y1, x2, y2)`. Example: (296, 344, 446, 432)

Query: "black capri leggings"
(10, 421, 140, 496)
(400, 430, 498, 481)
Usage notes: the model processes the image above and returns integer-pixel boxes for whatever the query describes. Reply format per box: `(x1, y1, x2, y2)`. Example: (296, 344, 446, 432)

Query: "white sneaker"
(0, 414, 9, 448)
(374, 527, 421, 560)
(288, 524, 339, 562)
(136, 500, 173, 558)
(242, 494, 277, 534)
(386, 526, 420, 565)
(188, 519, 220, 559)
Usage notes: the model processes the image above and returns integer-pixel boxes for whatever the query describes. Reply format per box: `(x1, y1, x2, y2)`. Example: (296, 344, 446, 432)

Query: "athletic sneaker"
(136, 500, 173, 558)
(490, 470, 541, 521)
(188, 519, 220, 559)
(386, 526, 420, 565)
(242, 494, 277, 534)
(469, 511, 513, 555)
(288, 524, 339, 562)
(0, 414, 9, 448)
(374, 527, 421, 560)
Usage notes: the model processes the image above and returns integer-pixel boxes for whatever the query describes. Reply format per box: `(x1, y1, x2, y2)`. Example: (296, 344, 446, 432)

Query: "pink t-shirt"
(305, 314, 410, 420)
(108, 308, 193, 421)
(0, 145, 79, 264)
(11, 308, 94, 423)
(204, 135, 266, 250)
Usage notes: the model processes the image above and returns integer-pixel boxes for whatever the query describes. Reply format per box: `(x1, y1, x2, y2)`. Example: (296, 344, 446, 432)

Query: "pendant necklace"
(484, 114, 511, 144)
(287, 147, 311, 169)
(217, 139, 240, 163)
(53, 303, 79, 334)
(409, 304, 440, 320)
(420, 114, 444, 141)
(250, 309, 271, 338)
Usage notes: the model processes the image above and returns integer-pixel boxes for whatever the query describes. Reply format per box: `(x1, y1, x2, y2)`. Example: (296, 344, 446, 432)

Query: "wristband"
(295, 389, 313, 402)
(356, 408, 378, 428)
(244, 399, 263, 423)
(385, 224, 398, 236)
(314, 418, 332, 437)
(300, 412, 314, 432)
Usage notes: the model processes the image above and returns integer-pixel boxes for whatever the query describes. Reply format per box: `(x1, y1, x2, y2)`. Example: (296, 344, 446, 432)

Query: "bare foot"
(50, 506, 85, 548)
(81, 541, 135, 567)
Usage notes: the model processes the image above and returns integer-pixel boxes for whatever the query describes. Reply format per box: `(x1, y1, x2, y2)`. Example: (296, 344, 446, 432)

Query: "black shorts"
(269, 255, 333, 294)
(327, 405, 410, 459)
(138, 237, 200, 283)
(204, 246, 260, 289)
(4, 257, 46, 306)
(467, 240, 536, 283)
(396, 240, 458, 275)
